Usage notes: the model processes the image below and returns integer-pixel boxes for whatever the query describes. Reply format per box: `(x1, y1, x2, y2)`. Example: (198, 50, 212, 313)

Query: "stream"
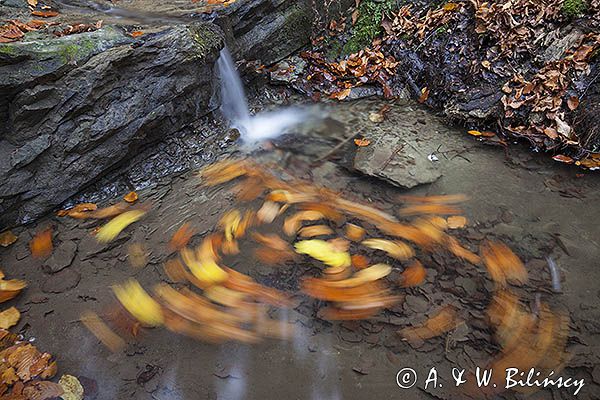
(2, 90, 600, 399)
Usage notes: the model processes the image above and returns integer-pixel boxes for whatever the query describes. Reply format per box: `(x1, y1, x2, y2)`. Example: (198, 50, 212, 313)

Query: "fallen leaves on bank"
(300, 46, 399, 99)
(0, 19, 49, 43)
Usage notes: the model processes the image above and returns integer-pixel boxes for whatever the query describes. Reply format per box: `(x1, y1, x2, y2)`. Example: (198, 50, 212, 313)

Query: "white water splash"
(217, 48, 312, 143)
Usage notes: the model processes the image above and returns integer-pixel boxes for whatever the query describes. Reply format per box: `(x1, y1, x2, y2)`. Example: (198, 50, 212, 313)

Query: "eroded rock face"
(0, 23, 224, 227)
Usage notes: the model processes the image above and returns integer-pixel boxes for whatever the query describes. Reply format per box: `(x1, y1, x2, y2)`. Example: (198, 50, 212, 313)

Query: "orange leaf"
(168, 223, 194, 251)
(130, 31, 144, 38)
(123, 191, 138, 203)
(354, 138, 371, 147)
(30, 228, 53, 259)
(468, 130, 483, 136)
(351, 254, 370, 269)
(330, 88, 351, 100)
(418, 87, 430, 103)
(31, 10, 59, 17)
(401, 260, 427, 287)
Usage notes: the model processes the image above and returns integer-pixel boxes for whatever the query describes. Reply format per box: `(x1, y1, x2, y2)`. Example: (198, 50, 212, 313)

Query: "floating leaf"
(399, 306, 459, 342)
(168, 223, 195, 251)
(362, 238, 414, 260)
(0, 274, 27, 303)
(123, 191, 139, 203)
(447, 215, 467, 229)
(298, 225, 334, 237)
(401, 260, 427, 287)
(294, 240, 351, 268)
(0, 307, 20, 329)
(96, 210, 146, 243)
(81, 310, 126, 352)
(0, 231, 18, 247)
(481, 241, 528, 287)
(113, 279, 163, 326)
(354, 138, 371, 147)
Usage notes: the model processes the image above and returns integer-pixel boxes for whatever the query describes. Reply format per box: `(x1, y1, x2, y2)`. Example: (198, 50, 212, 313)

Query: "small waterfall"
(217, 47, 311, 143)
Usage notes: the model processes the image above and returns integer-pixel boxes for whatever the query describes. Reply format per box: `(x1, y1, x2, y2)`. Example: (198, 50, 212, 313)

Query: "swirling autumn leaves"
(70, 159, 569, 396)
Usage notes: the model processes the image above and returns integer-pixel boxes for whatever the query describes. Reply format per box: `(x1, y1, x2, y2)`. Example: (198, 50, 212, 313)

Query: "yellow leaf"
(442, 2, 459, 11)
(294, 240, 351, 268)
(468, 130, 483, 136)
(59, 374, 84, 400)
(362, 238, 414, 260)
(112, 279, 163, 326)
(180, 248, 228, 287)
(447, 215, 467, 229)
(96, 210, 146, 243)
(0, 307, 20, 329)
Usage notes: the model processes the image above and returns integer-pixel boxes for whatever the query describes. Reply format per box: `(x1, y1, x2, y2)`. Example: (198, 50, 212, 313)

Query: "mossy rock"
(562, 0, 588, 18)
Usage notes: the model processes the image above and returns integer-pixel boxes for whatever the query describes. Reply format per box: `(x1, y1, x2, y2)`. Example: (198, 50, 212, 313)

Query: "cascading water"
(217, 47, 311, 143)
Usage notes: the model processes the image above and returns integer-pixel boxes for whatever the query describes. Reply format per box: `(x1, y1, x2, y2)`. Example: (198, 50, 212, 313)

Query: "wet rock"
(217, 0, 353, 65)
(41, 268, 81, 293)
(42, 240, 78, 273)
(0, 23, 224, 227)
(352, 130, 441, 189)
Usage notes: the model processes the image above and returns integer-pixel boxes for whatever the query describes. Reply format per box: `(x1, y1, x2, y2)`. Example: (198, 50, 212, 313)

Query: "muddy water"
(1, 98, 600, 400)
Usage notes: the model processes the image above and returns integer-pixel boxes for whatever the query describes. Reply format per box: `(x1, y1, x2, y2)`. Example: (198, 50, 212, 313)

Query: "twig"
(579, 70, 600, 100)
(311, 130, 363, 166)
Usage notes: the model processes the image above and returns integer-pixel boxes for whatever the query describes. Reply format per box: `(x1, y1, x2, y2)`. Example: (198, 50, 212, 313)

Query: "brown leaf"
(330, 88, 351, 100)
(31, 10, 59, 18)
(81, 310, 126, 352)
(418, 87, 430, 103)
(567, 96, 579, 111)
(22, 380, 64, 400)
(0, 231, 18, 247)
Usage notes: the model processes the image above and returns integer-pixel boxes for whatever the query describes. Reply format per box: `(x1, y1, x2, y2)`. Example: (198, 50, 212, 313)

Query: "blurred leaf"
(96, 210, 146, 243)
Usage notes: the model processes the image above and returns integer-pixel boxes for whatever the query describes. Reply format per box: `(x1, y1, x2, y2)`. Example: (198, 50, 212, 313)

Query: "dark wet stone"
(0, 24, 224, 227)
(41, 268, 81, 293)
(77, 376, 98, 400)
(42, 240, 78, 273)
(404, 295, 429, 314)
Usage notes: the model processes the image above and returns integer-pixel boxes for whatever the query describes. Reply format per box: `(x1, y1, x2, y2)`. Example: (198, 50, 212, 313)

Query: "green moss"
(56, 37, 97, 64)
(562, 0, 587, 18)
(190, 23, 223, 58)
(0, 44, 17, 55)
(343, 0, 397, 55)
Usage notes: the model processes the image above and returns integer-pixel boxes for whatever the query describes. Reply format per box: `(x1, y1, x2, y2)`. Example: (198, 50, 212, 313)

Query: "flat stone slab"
(352, 129, 441, 189)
